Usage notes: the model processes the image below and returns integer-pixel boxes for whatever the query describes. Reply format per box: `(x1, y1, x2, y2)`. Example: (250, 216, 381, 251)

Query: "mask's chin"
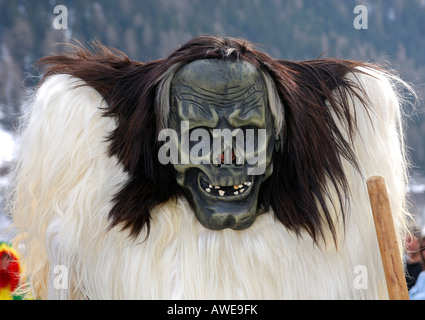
(181, 169, 262, 230)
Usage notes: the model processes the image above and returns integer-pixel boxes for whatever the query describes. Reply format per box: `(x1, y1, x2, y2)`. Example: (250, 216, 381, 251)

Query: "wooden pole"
(367, 175, 409, 300)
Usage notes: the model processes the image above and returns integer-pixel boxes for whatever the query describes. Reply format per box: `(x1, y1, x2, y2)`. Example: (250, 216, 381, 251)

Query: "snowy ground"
(0, 127, 17, 242)
(0, 127, 16, 163)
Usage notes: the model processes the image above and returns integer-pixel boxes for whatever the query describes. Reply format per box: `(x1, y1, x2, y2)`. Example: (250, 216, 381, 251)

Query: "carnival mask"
(163, 59, 276, 230)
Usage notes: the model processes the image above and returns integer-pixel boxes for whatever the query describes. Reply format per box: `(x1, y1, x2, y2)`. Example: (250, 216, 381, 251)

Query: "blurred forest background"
(0, 0, 425, 232)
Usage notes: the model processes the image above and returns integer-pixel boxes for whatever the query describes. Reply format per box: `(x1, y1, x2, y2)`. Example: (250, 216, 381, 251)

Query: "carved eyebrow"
(189, 83, 258, 101)
(177, 83, 265, 107)
(239, 94, 265, 117)
(190, 83, 242, 97)
(175, 96, 211, 115)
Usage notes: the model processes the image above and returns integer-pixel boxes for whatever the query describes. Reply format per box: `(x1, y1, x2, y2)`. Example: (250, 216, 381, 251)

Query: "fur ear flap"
(39, 41, 153, 174)
(258, 59, 374, 243)
(39, 42, 183, 237)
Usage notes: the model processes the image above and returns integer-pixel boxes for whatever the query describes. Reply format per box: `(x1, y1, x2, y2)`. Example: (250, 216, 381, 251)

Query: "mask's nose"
(220, 147, 236, 164)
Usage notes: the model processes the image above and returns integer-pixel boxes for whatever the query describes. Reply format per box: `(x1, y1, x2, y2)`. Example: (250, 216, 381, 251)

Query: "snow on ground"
(409, 181, 425, 194)
(0, 126, 17, 242)
(0, 128, 16, 163)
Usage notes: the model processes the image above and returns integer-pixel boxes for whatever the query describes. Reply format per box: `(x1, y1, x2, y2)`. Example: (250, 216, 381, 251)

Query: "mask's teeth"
(202, 177, 252, 197)
(232, 183, 250, 190)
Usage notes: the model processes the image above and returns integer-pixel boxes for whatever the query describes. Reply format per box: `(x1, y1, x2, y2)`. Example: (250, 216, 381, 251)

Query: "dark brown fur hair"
(39, 35, 375, 242)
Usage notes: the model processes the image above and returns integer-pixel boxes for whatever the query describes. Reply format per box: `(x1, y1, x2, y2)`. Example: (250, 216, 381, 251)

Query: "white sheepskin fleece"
(11, 69, 409, 299)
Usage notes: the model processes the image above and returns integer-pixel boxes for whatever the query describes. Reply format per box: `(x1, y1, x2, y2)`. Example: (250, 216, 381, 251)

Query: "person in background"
(405, 227, 423, 290)
(409, 233, 425, 300)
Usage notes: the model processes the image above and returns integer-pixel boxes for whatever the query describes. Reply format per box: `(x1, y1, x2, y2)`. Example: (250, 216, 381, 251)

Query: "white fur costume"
(12, 67, 410, 299)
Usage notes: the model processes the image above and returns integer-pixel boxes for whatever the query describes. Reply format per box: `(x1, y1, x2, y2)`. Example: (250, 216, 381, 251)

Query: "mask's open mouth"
(199, 175, 253, 201)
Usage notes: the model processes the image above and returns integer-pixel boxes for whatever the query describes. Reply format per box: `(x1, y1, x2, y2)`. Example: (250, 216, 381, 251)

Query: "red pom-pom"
(0, 251, 21, 291)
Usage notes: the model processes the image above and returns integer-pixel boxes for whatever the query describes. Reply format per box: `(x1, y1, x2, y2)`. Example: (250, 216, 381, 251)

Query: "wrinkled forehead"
(171, 59, 266, 100)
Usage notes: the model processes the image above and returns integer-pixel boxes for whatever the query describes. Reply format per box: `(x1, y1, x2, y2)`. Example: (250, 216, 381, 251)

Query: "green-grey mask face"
(167, 59, 275, 230)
